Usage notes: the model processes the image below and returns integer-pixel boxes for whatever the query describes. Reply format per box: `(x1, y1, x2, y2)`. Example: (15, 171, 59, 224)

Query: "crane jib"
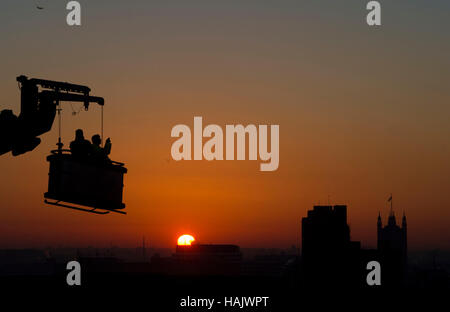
(17, 75, 91, 94)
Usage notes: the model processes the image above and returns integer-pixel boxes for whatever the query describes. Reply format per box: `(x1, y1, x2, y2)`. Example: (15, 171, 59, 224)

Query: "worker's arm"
(104, 138, 112, 155)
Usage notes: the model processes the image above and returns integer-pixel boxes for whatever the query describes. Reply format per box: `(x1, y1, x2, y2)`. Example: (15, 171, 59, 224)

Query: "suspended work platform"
(44, 150, 127, 215)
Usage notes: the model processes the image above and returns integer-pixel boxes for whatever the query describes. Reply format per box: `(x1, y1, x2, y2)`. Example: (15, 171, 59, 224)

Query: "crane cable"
(54, 100, 104, 149)
(101, 105, 104, 146)
(56, 101, 63, 151)
(58, 103, 61, 140)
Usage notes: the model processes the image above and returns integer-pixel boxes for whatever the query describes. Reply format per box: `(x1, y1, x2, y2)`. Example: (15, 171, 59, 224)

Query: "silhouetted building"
(301, 205, 363, 288)
(173, 244, 242, 275)
(377, 211, 407, 286)
(175, 244, 241, 261)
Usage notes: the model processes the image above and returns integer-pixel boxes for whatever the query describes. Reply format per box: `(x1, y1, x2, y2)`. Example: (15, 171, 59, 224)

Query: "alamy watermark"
(66, 260, 81, 286)
(170, 117, 279, 172)
(63, 1, 382, 27)
(66, 1, 81, 26)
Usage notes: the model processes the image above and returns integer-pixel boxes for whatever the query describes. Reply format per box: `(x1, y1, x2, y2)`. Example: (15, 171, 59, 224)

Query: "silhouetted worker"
(69, 129, 91, 159)
(91, 134, 111, 163)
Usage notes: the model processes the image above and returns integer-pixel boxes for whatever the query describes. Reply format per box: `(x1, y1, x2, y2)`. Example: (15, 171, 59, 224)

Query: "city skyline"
(1, 0, 450, 250)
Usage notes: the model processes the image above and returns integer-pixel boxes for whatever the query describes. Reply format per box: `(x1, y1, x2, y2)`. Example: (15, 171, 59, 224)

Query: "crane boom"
(0, 75, 105, 156)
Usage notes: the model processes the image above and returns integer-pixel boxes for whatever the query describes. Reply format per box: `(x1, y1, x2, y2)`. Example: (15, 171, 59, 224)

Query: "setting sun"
(177, 234, 195, 246)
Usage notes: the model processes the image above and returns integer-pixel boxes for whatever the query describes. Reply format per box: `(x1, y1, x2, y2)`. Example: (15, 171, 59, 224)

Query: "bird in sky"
(36, 6, 44, 10)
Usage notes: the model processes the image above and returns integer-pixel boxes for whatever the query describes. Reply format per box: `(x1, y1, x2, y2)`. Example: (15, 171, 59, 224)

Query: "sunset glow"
(0, 1, 450, 251)
(177, 234, 195, 246)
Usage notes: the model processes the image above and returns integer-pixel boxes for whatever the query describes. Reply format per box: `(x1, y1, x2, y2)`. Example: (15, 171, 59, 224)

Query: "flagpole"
(391, 193, 393, 214)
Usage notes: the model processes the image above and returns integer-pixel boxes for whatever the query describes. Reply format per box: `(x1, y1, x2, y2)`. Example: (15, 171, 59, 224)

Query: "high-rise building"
(301, 205, 362, 287)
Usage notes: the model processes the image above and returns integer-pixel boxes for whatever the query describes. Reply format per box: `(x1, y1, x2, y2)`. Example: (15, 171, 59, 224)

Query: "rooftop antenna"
(142, 236, 146, 260)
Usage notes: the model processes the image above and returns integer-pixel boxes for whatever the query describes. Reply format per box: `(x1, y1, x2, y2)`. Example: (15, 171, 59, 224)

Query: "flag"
(388, 194, 392, 202)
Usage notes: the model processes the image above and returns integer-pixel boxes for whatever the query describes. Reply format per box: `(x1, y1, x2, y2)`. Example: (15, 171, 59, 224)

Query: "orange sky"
(0, 1, 449, 249)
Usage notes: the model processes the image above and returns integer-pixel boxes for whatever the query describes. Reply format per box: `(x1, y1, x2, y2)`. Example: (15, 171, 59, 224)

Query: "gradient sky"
(1, 0, 449, 250)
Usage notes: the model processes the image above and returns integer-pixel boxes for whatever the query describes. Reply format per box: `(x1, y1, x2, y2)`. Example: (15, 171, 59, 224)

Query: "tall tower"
(377, 208, 407, 286)
(302, 205, 361, 288)
(388, 209, 396, 226)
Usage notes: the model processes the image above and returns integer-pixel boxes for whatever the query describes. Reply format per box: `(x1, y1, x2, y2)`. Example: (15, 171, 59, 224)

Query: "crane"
(0, 75, 104, 156)
(0, 75, 127, 215)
